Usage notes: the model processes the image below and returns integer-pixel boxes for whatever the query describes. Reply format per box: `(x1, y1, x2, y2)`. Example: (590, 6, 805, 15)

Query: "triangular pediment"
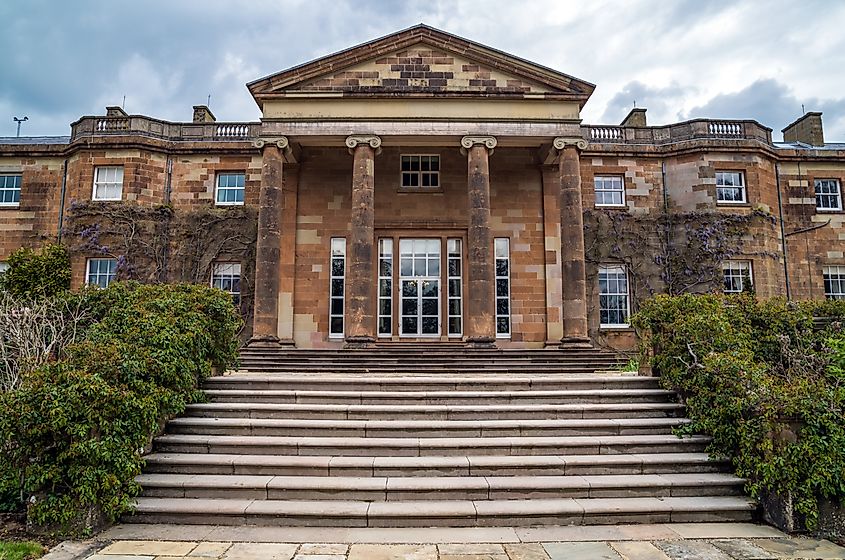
(248, 25, 595, 106)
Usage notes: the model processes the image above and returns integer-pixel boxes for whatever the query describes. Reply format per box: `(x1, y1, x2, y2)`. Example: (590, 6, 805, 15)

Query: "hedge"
(0, 282, 241, 534)
(633, 294, 845, 528)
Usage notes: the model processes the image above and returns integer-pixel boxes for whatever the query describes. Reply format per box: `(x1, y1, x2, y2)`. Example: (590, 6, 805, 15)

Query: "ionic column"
(554, 137, 592, 347)
(344, 135, 381, 347)
(248, 137, 289, 346)
(461, 136, 497, 347)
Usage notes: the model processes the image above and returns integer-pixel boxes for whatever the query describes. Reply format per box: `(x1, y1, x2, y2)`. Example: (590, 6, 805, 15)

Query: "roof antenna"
(13, 116, 29, 138)
(801, 104, 805, 114)
(633, 100, 637, 108)
(207, 94, 212, 108)
(122, 95, 126, 110)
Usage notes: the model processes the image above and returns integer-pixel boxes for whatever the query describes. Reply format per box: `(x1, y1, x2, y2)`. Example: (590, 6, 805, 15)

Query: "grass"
(0, 542, 45, 560)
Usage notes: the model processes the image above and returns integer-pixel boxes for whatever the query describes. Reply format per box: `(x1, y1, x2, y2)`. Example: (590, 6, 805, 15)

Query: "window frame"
(377, 238, 393, 338)
(215, 172, 246, 206)
(494, 237, 511, 339)
(86, 258, 117, 288)
(823, 265, 845, 300)
(593, 175, 626, 207)
(815, 179, 843, 212)
(598, 264, 631, 329)
(329, 237, 346, 338)
(92, 166, 124, 202)
(0, 174, 22, 207)
(715, 170, 747, 205)
(722, 260, 754, 294)
(210, 262, 242, 306)
(447, 238, 463, 337)
(400, 154, 441, 189)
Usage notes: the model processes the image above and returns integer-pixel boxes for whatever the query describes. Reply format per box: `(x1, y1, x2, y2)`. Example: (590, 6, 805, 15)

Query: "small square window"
(0, 174, 22, 206)
(823, 265, 845, 300)
(716, 171, 747, 204)
(722, 260, 753, 294)
(216, 173, 246, 206)
(594, 176, 625, 207)
(86, 258, 117, 288)
(211, 262, 242, 306)
(401, 155, 440, 189)
(92, 166, 123, 201)
(815, 179, 842, 211)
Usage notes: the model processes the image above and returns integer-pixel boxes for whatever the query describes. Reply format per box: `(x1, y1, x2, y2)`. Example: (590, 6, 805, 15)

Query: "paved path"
(56, 523, 845, 560)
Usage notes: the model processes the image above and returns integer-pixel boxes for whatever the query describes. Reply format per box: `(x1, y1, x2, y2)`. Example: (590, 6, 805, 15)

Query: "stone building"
(1, 25, 843, 351)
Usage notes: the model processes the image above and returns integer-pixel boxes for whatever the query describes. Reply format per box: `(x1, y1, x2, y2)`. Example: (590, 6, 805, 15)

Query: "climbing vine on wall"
(63, 201, 258, 333)
(583, 207, 779, 336)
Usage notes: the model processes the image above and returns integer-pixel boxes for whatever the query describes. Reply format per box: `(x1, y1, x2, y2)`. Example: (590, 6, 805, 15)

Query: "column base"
(344, 335, 376, 348)
(560, 336, 593, 349)
(467, 336, 497, 349)
(246, 335, 282, 348)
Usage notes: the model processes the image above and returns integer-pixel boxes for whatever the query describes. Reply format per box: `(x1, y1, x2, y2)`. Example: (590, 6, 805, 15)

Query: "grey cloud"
(684, 79, 845, 141)
(599, 81, 693, 125)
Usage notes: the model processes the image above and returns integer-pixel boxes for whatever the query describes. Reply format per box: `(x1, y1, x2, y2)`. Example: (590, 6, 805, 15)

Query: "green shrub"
(0, 282, 241, 534)
(0, 244, 71, 300)
(633, 294, 845, 528)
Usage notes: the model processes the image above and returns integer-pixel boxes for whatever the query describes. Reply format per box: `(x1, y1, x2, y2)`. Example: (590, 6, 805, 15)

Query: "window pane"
(379, 279, 391, 297)
(448, 317, 461, 335)
(422, 317, 438, 334)
(379, 317, 391, 334)
(496, 279, 508, 297)
(497, 317, 510, 334)
(496, 259, 509, 277)
(331, 278, 344, 297)
(330, 316, 344, 334)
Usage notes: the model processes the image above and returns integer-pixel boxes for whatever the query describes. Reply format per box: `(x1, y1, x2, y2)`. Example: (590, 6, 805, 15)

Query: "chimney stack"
(782, 112, 824, 146)
(620, 107, 647, 127)
(193, 105, 216, 123)
(106, 106, 128, 117)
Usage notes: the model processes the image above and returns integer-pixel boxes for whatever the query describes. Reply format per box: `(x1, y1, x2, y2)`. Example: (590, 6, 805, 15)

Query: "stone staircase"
(127, 348, 756, 526)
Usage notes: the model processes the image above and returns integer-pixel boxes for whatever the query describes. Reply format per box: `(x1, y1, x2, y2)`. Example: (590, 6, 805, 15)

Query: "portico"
(243, 25, 596, 348)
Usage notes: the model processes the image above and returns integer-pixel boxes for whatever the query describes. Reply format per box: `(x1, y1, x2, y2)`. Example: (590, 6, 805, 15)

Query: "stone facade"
(1, 25, 843, 351)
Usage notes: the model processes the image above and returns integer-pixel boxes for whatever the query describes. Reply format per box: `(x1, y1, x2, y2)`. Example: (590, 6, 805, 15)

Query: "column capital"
(553, 136, 588, 151)
(346, 135, 382, 155)
(253, 136, 289, 150)
(460, 135, 497, 155)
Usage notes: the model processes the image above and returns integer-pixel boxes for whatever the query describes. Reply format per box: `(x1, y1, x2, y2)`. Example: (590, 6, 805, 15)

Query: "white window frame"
(0, 174, 22, 207)
(599, 264, 630, 329)
(211, 262, 242, 306)
(722, 260, 753, 294)
(400, 154, 440, 188)
(823, 265, 845, 300)
(92, 166, 124, 201)
(329, 238, 346, 338)
(815, 179, 843, 212)
(447, 238, 463, 337)
(377, 239, 393, 337)
(86, 258, 117, 288)
(716, 171, 747, 204)
(215, 172, 246, 206)
(495, 238, 511, 338)
(594, 175, 626, 207)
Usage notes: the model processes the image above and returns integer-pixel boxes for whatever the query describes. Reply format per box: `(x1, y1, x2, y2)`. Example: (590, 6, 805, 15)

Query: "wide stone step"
(142, 452, 731, 477)
(235, 365, 622, 375)
(203, 388, 676, 405)
(203, 375, 656, 392)
(154, 434, 711, 456)
(183, 402, 683, 420)
(165, 417, 691, 438)
(136, 472, 746, 501)
(127, 495, 755, 526)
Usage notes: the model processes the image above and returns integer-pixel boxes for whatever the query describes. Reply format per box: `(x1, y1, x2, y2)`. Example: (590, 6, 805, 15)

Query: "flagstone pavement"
(43, 523, 845, 560)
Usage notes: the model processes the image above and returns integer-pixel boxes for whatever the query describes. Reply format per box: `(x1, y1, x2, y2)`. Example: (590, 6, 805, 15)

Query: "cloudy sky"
(2, 0, 844, 141)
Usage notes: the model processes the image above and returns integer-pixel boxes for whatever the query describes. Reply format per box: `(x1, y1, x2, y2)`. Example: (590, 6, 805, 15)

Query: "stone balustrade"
(583, 119, 773, 145)
(72, 115, 260, 142)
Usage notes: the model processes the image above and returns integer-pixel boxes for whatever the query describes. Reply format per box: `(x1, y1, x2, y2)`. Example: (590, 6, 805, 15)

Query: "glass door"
(399, 239, 440, 336)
